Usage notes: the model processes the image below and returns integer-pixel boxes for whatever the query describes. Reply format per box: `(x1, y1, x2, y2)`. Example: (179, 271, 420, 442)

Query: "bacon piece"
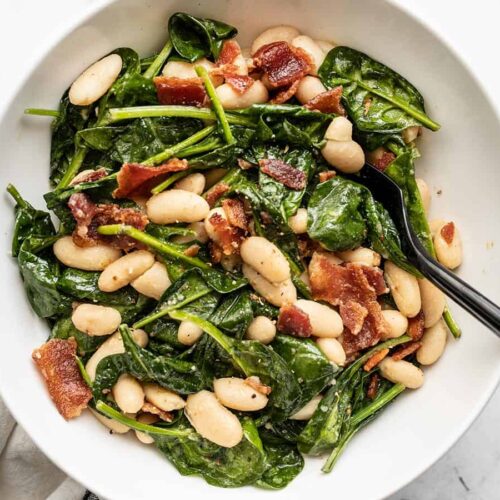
(184, 244, 200, 257)
(391, 341, 422, 361)
(209, 241, 223, 264)
(440, 222, 455, 244)
(225, 74, 255, 94)
(205, 182, 230, 208)
(222, 198, 248, 231)
(70, 167, 108, 186)
(363, 348, 389, 372)
(32, 338, 92, 420)
(319, 170, 336, 183)
(305, 86, 345, 115)
(217, 39, 242, 66)
(371, 151, 396, 172)
(208, 212, 245, 256)
(154, 76, 206, 106)
(113, 159, 189, 199)
(253, 41, 311, 88)
(340, 300, 368, 335)
(367, 373, 380, 400)
(407, 310, 425, 341)
(270, 78, 300, 104)
(68, 192, 96, 231)
(245, 376, 272, 395)
(141, 402, 173, 422)
(277, 304, 313, 337)
(259, 159, 307, 190)
(362, 266, 389, 295)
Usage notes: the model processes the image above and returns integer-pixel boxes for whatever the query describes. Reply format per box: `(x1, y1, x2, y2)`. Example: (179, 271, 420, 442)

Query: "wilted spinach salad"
(10, 12, 465, 489)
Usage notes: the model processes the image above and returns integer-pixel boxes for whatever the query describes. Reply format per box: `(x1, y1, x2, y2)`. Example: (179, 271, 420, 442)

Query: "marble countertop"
(0, 1, 498, 498)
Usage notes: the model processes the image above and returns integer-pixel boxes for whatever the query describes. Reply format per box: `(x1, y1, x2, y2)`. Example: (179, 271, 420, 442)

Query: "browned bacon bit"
(253, 41, 311, 88)
(68, 192, 96, 231)
(184, 244, 201, 257)
(391, 341, 422, 361)
(362, 266, 389, 295)
(340, 300, 368, 336)
(407, 310, 425, 341)
(277, 304, 313, 338)
(205, 182, 230, 208)
(440, 222, 455, 244)
(363, 97, 373, 115)
(154, 76, 206, 106)
(209, 241, 223, 264)
(222, 198, 248, 231)
(113, 159, 189, 199)
(367, 373, 380, 400)
(260, 211, 273, 226)
(363, 348, 389, 372)
(319, 170, 336, 183)
(245, 376, 272, 395)
(371, 150, 396, 172)
(270, 78, 300, 104)
(225, 74, 255, 94)
(237, 158, 253, 170)
(141, 402, 173, 422)
(259, 158, 307, 190)
(305, 86, 345, 115)
(217, 39, 242, 66)
(208, 212, 245, 255)
(69, 167, 108, 186)
(32, 338, 92, 420)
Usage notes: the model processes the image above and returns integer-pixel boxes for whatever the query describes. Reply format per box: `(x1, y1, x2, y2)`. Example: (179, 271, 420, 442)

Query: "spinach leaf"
(210, 290, 253, 339)
(257, 441, 304, 489)
(51, 317, 106, 356)
(168, 12, 237, 62)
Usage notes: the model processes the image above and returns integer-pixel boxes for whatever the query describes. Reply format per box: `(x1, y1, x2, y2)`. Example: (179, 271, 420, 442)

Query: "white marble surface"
(0, 1, 498, 498)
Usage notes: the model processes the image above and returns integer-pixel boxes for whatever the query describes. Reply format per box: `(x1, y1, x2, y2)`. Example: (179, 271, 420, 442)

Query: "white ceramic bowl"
(0, 1, 499, 499)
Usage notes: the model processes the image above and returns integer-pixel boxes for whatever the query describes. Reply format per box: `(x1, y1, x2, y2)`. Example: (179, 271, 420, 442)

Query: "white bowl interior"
(0, 1, 499, 499)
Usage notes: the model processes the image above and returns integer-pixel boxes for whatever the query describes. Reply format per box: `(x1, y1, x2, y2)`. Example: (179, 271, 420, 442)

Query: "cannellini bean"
(429, 219, 447, 238)
(53, 236, 121, 271)
(178, 320, 204, 346)
(90, 408, 130, 434)
(245, 315, 276, 344)
(295, 76, 327, 104)
(98, 250, 155, 292)
(417, 320, 448, 365)
(143, 383, 186, 411)
(131, 261, 171, 300)
(85, 329, 148, 381)
(381, 310, 408, 339)
(204, 168, 227, 188)
(384, 261, 421, 318)
(174, 221, 209, 245)
(366, 147, 388, 165)
(220, 254, 242, 273)
(295, 299, 343, 338)
(71, 304, 121, 336)
(418, 278, 446, 328)
(290, 394, 323, 420)
(147, 189, 210, 224)
(315, 40, 335, 52)
(204, 207, 227, 243)
(299, 270, 311, 290)
(337, 247, 381, 267)
(240, 236, 290, 283)
(325, 117, 353, 142)
(214, 377, 268, 411)
(69, 54, 122, 106)
(135, 413, 158, 444)
(242, 264, 297, 307)
(291, 36, 325, 75)
(163, 58, 223, 86)
(251, 25, 301, 54)
(416, 178, 430, 213)
(174, 173, 206, 195)
(113, 374, 145, 414)
(185, 391, 243, 447)
(321, 138, 365, 173)
(379, 358, 424, 389)
(231, 53, 249, 76)
(316, 337, 346, 366)
(288, 208, 308, 234)
(215, 80, 268, 110)
(434, 222, 463, 269)
(402, 125, 421, 143)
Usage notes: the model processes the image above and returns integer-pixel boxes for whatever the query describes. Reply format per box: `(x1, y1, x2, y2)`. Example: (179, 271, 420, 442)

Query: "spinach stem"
(56, 146, 88, 189)
(151, 170, 190, 195)
(177, 138, 222, 158)
(24, 108, 60, 118)
(443, 306, 461, 338)
(6, 184, 29, 209)
(143, 39, 173, 79)
(195, 66, 234, 144)
(75, 356, 92, 388)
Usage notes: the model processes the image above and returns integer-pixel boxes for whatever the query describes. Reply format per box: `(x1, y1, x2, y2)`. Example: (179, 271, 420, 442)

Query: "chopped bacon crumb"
(154, 76, 206, 107)
(277, 304, 313, 337)
(32, 338, 92, 420)
(340, 300, 368, 335)
(363, 348, 389, 372)
(253, 41, 311, 88)
(113, 159, 189, 199)
(141, 402, 173, 422)
(391, 341, 422, 361)
(222, 198, 248, 231)
(371, 150, 396, 172)
(270, 78, 300, 104)
(407, 310, 425, 341)
(363, 97, 373, 115)
(225, 74, 255, 94)
(208, 212, 245, 256)
(305, 86, 345, 115)
(205, 182, 230, 208)
(209, 241, 223, 264)
(184, 244, 201, 257)
(70, 168, 107, 186)
(245, 376, 272, 395)
(440, 222, 455, 244)
(319, 170, 336, 183)
(259, 158, 307, 190)
(237, 158, 253, 170)
(367, 373, 380, 400)
(217, 39, 242, 66)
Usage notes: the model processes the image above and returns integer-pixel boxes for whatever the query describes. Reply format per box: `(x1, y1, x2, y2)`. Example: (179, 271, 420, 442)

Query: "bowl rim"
(0, 1, 499, 498)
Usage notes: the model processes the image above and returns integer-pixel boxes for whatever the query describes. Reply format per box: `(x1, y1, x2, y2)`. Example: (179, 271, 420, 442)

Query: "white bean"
(434, 222, 463, 269)
(53, 236, 121, 271)
(240, 236, 290, 283)
(416, 178, 430, 214)
(295, 299, 343, 338)
(71, 304, 121, 336)
(69, 169, 97, 186)
(337, 247, 381, 267)
(113, 374, 145, 414)
(417, 320, 448, 365)
(174, 173, 206, 195)
(131, 261, 171, 300)
(295, 76, 327, 104)
(143, 383, 186, 411)
(215, 80, 268, 110)
(325, 117, 353, 142)
(379, 358, 424, 389)
(90, 408, 129, 434)
(290, 394, 322, 420)
(288, 208, 308, 234)
(299, 270, 311, 290)
(214, 377, 268, 411)
(316, 337, 346, 366)
(242, 264, 297, 307)
(185, 391, 243, 447)
(384, 261, 421, 318)
(162, 58, 222, 86)
(178, 320, 204, 346)
(418, 278, 446, 328)
(174, 221, 209, 245)
(402, 125, 421, 143)
(251, 25, 301, 54)
(291, 36, 325, 75)
(147, 189, 209, 224)
(85, 329, 148, 381)
(321, 139, 365, 173)
(98, 250, 155, 292)
(69, 54, 122, 106)
(245, 316, 276, 344)
(315, 40, 335, 53)
(381, 310, 408, 339)
(135, 413, 158, 444)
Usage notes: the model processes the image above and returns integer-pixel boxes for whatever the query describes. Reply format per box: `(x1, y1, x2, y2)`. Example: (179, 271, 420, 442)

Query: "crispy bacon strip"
(32, 338, 92, 420)
(305, 86, 345, 115)
(222, 198, 248, 231)
(277, 304, 313, 337)
(367, 373, 380, 400)
(218, 40, 241, 66)
(371, 150, 396, 172)
(113, 159, 189, 199)
(209, 241, 223, 264)
(319, 170, 336, 183)
(154, 76, 206, 106)
(259, 158, 307, 190)
(253, 41, 311, 88)
(70, 167, 108, 186)
(363, 348, 389, 372)
(141, 402, 173, 422)
(270, 78, 300, 104)
(208, 212, 245, 256)
(391, 341, 422, 361)
(340, 300, 368, 336)
(184, 244, 201, 257)
(225, 74, 255, 94)
(205, 182, 230, 208)
(407, 310, 425, 341)
(440, 222, 455, 244)
(245, 376, 272, 395)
